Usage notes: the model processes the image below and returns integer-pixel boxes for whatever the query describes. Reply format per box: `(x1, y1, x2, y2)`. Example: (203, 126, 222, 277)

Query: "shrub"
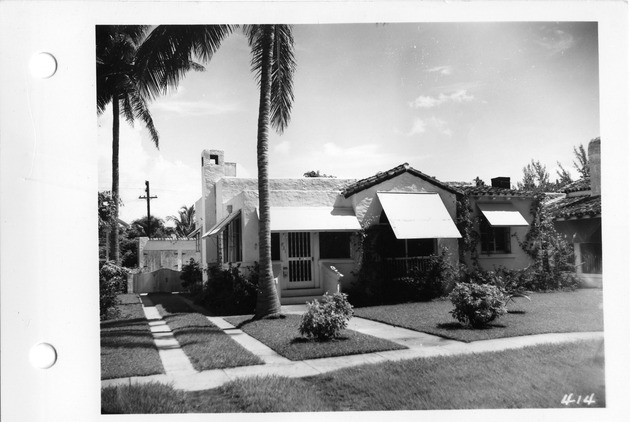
(404, 251, 460, 301)
(180, 258, 203, 294)
(449, 283, 507, 328)
(99, 261, 129, 320)
(196, 263, 258, 315)
(299, 292, 354, 341)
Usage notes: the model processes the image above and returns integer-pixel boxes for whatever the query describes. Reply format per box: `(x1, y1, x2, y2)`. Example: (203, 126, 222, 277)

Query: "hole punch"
(29, 52, 57, 79)
(29, 343, 57, 369)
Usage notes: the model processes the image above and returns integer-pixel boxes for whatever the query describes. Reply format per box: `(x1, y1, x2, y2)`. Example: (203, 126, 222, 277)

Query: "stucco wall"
(467, 197, 535, 271)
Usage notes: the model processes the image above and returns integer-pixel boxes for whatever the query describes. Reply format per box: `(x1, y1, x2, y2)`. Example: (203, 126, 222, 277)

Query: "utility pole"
(139, 181, 157, 238)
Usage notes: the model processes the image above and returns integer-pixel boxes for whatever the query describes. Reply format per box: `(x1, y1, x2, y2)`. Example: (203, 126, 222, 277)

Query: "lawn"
(102, 339, 605, 412)
(101, 294, 164, 380)
(354, 289, 604, 342)
(225, 314, 406, 361)
(148, 293, 263, 370)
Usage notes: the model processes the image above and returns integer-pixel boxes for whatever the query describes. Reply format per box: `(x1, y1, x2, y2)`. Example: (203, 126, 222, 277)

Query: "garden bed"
(225, 314, 406, 361)
(101, 294, 164, 380)
(354, 289, 603, 342)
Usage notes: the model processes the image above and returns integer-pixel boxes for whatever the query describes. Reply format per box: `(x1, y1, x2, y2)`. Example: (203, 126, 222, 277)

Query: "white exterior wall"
(468, 196, 535, 271)
(138, 238, 200, 272)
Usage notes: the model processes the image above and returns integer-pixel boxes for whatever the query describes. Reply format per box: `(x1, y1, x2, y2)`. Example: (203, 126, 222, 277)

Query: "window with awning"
(202, 210, 241, 238)
(376, 192, 461, 239)
(477, 203, 529, 227)
(256, 207, 361, 232)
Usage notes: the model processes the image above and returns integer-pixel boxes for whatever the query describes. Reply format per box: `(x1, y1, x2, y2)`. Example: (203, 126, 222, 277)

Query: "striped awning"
(202, 210, 241, 238)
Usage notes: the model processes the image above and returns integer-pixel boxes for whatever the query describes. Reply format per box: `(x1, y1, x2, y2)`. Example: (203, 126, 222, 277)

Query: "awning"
(477, 203, 529, 227)
(257, 207, 361, 232)
(202, 210, 241, 238)
(377, 192, 461, 239)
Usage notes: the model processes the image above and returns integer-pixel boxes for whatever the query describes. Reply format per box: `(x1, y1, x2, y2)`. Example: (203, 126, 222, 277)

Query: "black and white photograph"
(1, 1, 628, 421)
(98, 21, 605, 412)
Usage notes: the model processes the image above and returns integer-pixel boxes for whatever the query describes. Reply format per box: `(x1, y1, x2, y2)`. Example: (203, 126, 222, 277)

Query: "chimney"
(588, 137, 601, 196)
(491, 177, 511, 189)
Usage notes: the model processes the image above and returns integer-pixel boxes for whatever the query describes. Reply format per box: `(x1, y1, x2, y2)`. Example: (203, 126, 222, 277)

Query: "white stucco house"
(196, 149, 539, 305)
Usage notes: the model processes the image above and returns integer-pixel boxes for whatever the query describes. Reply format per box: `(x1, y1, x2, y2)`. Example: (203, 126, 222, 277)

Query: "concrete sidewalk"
(101, 298, 604, 392)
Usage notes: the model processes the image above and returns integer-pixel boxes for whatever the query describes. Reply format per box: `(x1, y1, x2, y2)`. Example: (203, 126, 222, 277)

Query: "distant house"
(197, 150, 538, 304)
(549, 138, 602, 287)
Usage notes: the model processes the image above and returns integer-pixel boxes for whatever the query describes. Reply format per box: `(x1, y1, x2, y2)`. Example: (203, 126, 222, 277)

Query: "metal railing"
(384, 256, 432, 278)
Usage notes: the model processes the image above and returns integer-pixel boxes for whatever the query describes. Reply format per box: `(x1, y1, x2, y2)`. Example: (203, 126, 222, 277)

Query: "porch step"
(280, 295, 324, 306)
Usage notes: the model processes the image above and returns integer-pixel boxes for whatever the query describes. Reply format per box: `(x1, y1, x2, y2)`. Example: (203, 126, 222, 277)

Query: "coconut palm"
(245, 25, 296, 318)
(167, 204, 197, 238)
(135, 24, 296, 318)
(97, 25, 201, 263)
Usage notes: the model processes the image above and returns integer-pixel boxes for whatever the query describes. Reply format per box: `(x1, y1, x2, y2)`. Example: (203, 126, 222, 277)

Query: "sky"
(97, 22, 600, 224)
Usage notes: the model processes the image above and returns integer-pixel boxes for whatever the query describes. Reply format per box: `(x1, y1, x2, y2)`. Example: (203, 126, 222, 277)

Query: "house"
(549, 138, 602, 287)
(197, 149, 541, 304)
(458, 178, 537, 272)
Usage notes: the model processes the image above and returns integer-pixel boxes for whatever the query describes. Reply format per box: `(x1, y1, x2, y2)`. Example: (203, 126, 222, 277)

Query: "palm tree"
(244, 25, 296, 318)
(135, 25, 296, 318)
(167, 204, 196, 238)
(97, 25, 205, 263)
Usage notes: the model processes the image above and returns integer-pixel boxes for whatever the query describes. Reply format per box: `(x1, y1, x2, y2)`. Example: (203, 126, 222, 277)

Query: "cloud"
(405, 117, 452, 137)
(425, 65, 453, 75)
(535, 29, 575, 56)
(274, 140, 291, 155)
(407, 118, 427, 136)
(151, 99, 239, 116)
(409, 89, 474, 109)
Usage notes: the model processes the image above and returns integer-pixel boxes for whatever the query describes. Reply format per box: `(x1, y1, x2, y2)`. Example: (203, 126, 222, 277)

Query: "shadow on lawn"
(436, 322, 507, 330)
(290, 336, 351, 344)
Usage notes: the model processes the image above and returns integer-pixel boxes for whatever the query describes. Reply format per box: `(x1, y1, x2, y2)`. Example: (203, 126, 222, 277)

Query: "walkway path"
(101, 297, 604, 392)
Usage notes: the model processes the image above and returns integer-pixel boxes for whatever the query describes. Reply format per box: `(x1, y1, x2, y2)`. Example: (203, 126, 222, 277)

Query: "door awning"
(257, 207, 361, 232)
(477, 203, 529, 227)
(377, 192, 461, 239)
(202, 209, 241, 238)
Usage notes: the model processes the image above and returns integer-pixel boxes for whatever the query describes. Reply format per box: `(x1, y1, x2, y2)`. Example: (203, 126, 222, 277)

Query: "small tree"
(518, 196, 578, 290)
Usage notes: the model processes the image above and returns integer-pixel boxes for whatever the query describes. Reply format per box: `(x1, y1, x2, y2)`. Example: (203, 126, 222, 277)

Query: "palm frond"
(245, 24, 296, 134)
(129, 93, 159, 147)
(135, 25, 233, 101)
(270, 25, 296, 133)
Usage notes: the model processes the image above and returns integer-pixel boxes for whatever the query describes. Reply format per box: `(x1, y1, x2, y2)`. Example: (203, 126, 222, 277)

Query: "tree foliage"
(572, 144, 590, 179)
(167, 204, 196, 237)
(303, 170, 336, 178)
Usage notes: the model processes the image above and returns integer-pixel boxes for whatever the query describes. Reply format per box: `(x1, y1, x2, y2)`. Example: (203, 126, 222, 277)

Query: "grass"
(102, 339, 605, 413)
(354, 289, 604, 342)
(225, 314, 406, 361)
(149, 293, 263, 370)
(102, 382, 188, 414)
(101, 294, 164, 380)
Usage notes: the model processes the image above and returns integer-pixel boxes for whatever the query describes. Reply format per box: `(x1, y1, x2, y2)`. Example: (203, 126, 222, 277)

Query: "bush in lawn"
(180, 258, 203, 294)
(299, 292, 354, 341)
(449, 283, 507, 328)
(197, 263, 258, 315)
(99, 261, 129, 320)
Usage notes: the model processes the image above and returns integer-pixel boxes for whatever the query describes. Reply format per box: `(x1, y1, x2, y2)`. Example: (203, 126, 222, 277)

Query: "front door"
(287, 232, 315, 289)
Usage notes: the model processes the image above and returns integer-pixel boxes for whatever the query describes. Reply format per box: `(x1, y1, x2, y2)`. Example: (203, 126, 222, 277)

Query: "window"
(480, 218, 511, 254)
(271, 233, 280, 261)
(319, 232, 353, 259)
(221, 215, 242, 262)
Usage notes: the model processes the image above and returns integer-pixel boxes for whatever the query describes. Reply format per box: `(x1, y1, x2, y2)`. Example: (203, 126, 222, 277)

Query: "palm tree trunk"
(111, 98, 121, 264)
(255, 26, 282, 318)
